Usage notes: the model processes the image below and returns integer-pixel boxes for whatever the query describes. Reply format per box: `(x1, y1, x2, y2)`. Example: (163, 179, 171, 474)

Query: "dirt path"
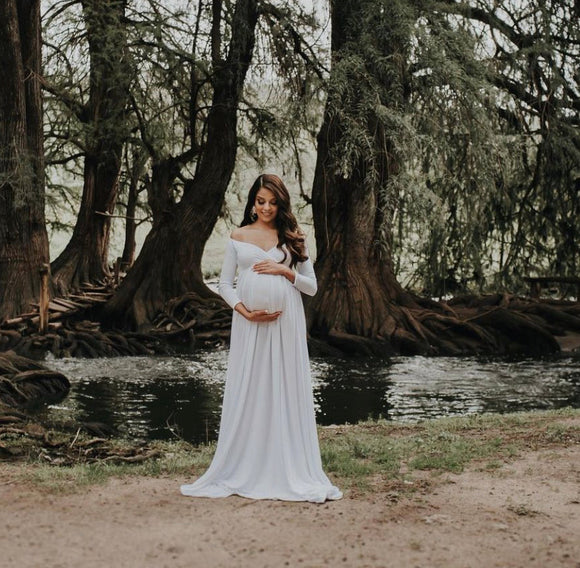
(1, 443, 579, 568)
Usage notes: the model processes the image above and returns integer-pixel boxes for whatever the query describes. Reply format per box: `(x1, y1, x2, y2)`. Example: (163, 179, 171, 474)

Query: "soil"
(1, 442, 578, 567)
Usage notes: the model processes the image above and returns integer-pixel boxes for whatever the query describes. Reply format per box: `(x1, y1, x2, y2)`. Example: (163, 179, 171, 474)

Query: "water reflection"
(42, 351, 580, 443)
(42, 353, 227, 443)
(312, 359, 394, 423)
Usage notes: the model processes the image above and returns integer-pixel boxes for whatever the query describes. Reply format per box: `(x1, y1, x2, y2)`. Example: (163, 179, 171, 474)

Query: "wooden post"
(39, 263, 50, 334)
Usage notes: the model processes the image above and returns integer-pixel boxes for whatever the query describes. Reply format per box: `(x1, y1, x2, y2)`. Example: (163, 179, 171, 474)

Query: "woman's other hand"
(252, 260, 295, 283)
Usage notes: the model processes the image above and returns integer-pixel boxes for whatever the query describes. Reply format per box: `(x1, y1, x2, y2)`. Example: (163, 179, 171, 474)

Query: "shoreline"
(1, 408, 578, 491)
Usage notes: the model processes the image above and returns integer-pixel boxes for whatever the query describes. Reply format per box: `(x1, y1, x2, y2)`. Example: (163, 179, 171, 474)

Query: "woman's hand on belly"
(252, 260, 295, 283)
(234, 302, 282, 322)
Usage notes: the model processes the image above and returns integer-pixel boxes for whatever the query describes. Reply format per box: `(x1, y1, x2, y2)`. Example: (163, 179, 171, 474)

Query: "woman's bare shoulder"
(231, 226, 265, 241)
(230, 227, 251, 241)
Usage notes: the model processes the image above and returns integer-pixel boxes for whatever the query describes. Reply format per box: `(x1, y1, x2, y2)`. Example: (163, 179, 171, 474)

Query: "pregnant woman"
(180, 174, 342, 503)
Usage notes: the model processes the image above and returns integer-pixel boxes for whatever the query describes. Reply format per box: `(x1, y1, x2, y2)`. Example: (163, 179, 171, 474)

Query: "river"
(40, 350, 580, 444)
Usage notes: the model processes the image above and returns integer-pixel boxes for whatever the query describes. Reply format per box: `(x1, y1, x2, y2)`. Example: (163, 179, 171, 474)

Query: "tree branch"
(38, 73, 88, 123)
(434, 1, 538, 50)
(259, 1, 328, 79)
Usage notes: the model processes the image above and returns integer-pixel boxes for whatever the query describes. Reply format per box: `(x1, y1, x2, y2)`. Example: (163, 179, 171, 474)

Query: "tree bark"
(308, 0, 419, 354)
(310, 119, 406, 347)
(51, 0, 131, 293)
(104, 0, 258, 329)
(0, 0, 50, 321)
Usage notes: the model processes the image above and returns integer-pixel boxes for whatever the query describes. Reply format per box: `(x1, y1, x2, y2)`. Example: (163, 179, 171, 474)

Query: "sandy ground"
(1, 443, 579, 568)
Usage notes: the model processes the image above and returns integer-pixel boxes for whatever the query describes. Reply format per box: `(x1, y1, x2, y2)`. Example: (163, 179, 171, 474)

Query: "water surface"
(43, 351, 580, 443)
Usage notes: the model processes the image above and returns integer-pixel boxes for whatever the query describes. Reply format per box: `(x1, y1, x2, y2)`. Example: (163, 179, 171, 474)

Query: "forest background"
(1, 0, 579, 357)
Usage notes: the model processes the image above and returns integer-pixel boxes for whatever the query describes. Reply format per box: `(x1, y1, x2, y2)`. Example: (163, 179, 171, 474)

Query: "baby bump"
(238, 271, 287, 312)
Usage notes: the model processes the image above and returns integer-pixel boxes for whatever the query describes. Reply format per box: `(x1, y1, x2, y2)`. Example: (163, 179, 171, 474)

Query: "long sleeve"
(218, 240, 242, 309)
(292, 255, 318, 297)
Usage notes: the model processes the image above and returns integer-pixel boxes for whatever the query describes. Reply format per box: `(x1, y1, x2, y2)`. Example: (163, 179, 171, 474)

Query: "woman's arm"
(217, 240, 242, 309)
(291, 256, 317, 296)
(252, 248, 318, 296)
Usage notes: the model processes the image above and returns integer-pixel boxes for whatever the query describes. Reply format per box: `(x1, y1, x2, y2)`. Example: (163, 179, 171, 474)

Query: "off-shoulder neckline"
(230, 238, 280, 253)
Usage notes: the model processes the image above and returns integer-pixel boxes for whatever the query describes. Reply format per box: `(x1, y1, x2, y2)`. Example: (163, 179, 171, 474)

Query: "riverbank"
(1, 409, 579, 567)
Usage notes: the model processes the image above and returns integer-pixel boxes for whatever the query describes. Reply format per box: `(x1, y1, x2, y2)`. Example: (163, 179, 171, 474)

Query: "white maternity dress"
(180, 239, 342, 503)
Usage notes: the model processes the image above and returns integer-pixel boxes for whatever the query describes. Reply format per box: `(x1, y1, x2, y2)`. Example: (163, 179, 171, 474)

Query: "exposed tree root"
(0, 351, 69, 408)
(3, 270, 579, 359)
(0, 417, 164, 465)
(150, 292, 232, 348)
(0, 286, 232, 359)
(312, 293, 580, 357)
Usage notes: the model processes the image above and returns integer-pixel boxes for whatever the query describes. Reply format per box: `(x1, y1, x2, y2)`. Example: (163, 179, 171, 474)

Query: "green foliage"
(323, 0, 415, 185)
(319, 0, 580, 296)
(400, 0, 580, 295)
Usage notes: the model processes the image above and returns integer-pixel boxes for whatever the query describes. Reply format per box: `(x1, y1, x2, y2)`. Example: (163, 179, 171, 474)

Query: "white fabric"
(180, 239, 342, 503)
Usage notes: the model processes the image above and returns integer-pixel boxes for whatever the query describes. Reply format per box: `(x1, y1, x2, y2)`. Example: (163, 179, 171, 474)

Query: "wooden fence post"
(39, 263, 50, 334)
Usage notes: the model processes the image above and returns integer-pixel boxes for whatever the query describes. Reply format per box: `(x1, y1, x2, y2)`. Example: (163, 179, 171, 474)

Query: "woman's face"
(254, 187, 278, 224)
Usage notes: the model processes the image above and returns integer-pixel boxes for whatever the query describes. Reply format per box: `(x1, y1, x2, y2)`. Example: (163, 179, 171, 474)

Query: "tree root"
(0, 422, 165, 465)
(0, 352, 70, 408)
(312, 294, 580, 357)
(4, 274, 579, 359)
(0, 398, 164, 466)
(0, 289, 232, 359)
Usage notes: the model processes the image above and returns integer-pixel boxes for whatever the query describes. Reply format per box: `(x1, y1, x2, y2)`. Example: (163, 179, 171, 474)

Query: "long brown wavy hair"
(241, 174, 308, 267)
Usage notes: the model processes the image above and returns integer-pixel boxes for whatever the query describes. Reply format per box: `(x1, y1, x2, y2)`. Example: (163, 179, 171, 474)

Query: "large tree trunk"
(104, 0, 258, 329)
(309, 119, 410, 354)
(51, 0, 131, 293)
(308, 0, 418, 355)
(0, 0, 50, 321)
